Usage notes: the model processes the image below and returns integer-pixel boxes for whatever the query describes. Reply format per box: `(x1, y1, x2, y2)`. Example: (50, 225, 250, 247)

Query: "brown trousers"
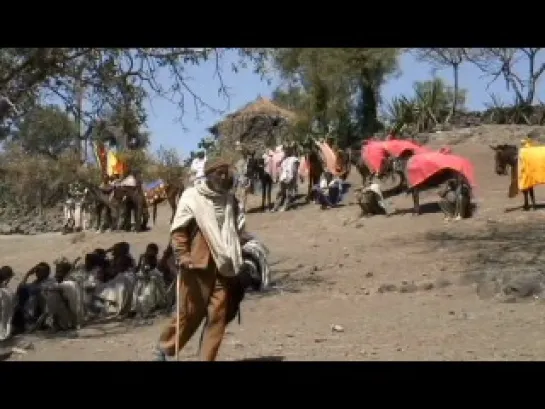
(159, 262, 228, 361)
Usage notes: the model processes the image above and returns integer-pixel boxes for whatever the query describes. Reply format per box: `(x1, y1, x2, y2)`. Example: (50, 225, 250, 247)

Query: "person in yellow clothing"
(518, 138, 545, 193)
(107, 150, 119, 179)
(106, 142, 128, 182)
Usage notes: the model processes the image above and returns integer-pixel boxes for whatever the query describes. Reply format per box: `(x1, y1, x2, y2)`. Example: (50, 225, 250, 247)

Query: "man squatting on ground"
(313, 171, 343, 209)
(437, 176, 471, 221)
(155, 159, 253, 361)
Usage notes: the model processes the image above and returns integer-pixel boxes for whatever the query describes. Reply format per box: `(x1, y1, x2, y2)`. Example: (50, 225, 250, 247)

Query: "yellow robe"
(518, 140, 545, 191)
(106, 151, 119, 177)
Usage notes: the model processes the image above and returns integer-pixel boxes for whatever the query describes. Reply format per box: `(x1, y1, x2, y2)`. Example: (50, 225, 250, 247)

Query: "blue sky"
(146, 50, 545, 158)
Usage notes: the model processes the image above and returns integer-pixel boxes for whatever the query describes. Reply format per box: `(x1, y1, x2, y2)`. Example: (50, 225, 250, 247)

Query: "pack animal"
(405, 151, 475, 217)
(300, 143, 324, 203)
(490, 144, 537, 210)
(146, 180, 184, 226)
(246, 155, 273, 212)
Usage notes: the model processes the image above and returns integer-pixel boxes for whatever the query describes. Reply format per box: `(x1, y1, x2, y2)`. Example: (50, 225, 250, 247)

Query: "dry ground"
(4, 128, 545, 361)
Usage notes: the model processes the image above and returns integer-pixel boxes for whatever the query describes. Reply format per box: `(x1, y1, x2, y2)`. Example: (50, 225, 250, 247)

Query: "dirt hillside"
(4, 125, 545, 361)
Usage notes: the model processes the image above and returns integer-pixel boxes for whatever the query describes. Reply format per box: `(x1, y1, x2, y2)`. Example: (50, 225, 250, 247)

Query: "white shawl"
(0, 287, 15, 341)
(170, 181, 243, 277)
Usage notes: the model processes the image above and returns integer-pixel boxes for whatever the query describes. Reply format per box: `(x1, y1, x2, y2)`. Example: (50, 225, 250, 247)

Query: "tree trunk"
(526, 51, 536, 105)
(359, 81, 381, 137)
(74, 73, 83, 159)
(451, 63, 459, 118)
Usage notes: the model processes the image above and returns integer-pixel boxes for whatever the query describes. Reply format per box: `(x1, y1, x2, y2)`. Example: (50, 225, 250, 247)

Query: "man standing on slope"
(273, 145, 299, 212)
(154, 159, 253, 361)
(190, 151, 207, 185)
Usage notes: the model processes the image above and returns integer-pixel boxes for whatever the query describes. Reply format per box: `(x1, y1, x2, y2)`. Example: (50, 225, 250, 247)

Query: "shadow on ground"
(404, 220, 545, 301)
(504, 203, 545, 213)
(248, 264, 333, 300)
(237, 355, 285, 361)
(396, 202, 442, 216)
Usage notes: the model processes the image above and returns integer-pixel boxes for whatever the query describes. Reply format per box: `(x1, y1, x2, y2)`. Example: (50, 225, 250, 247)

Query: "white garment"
(170, 181, 243, 277)
(362, 182, 394, 214)
(94, 272, 136, 317)
(42, 280, 84, 330)
(0, 287, 15, 341)
(263, 152, 274, 176)
(131, 268, 167, 316)
(319, 176, 328, 190)
(280, 156, 298, 184)
(190, 157, 207, 179)
(118, 175, 137, 187)
(242, 238, 271, 290)
(64, 199, 90, 230)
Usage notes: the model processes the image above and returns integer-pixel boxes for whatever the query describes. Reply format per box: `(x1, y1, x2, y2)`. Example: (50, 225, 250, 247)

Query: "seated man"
(132, 243, 168, 317)
(312, 172, 344, 210)
(91, 252, 137, 318)
(0, 266, 14, 287)
(85, 249, 109, 284)
(54, 258, 73, 283)
(105, 242, 135, 281)
(12, 263, 56, 333)
(437, 177, 472, 221)
(158, 244, 177, 287)
(41, 258, 84, 331)
(0, 266, 16, 341)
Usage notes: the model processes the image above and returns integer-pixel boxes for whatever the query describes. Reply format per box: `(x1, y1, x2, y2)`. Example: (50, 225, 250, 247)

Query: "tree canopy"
(269, 48, 401, 147)
(4, 47, 545, 165)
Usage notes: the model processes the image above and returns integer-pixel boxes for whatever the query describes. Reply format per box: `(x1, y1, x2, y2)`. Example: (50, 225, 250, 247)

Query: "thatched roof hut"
(208, 97, 297, 154)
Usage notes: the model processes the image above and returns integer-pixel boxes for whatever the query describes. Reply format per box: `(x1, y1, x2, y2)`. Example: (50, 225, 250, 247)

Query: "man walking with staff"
(154, 159, 252, 361)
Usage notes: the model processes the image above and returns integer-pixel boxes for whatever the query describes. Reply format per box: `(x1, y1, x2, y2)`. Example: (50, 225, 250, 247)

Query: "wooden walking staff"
(175, 270, 181, 361)
(174, 259, 187, 361)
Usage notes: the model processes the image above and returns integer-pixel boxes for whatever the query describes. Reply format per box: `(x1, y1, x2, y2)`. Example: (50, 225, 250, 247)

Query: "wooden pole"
(175, 272, 181, 361)
(74, 75, 82, 159)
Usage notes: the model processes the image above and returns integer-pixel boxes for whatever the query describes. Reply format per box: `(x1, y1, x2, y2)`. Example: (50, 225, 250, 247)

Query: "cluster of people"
(0, 241, 176, 341)
(233, 138, 350, 214)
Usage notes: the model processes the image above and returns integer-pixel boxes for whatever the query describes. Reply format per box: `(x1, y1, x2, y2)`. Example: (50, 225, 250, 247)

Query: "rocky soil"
(0, 206, 65, 235)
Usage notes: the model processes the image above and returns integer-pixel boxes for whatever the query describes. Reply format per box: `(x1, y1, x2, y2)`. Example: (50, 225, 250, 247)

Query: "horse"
(349, 147, 374, 185)
(299, 142, 324, 203)
(150, 181, 185, 226)
(405, 151, 475, 217)
(336, 148, 351, 181)
(350, 146, 402, 191)
(490, 144, 536, 210)
(246, 155, 273, 212)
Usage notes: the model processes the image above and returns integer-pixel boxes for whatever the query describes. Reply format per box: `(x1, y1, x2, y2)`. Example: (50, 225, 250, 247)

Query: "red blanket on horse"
(361, 140, 430, 173)
(361, 141, 388, 173)
(317, 141, 347, 177)
(406, 151, 476, 188)
(383, 139, 429, 158)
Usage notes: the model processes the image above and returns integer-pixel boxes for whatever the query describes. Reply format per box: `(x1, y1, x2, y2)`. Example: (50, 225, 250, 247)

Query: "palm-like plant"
(384, 78, 462, 134)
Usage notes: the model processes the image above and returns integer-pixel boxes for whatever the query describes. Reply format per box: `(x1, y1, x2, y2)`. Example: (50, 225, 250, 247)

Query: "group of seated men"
(0, 242, 177, 337)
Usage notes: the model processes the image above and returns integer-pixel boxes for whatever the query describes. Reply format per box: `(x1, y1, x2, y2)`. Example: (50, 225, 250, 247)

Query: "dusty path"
(4, 137, 545, 361)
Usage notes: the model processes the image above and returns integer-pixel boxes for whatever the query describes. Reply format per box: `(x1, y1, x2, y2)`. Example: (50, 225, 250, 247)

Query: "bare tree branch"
(465, 48, 545, 106)
(412, 48, 467, 118)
